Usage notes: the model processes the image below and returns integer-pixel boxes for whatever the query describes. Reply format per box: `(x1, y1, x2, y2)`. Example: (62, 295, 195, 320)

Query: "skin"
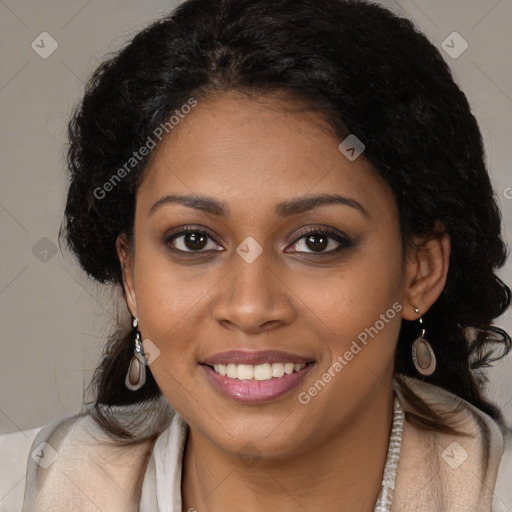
(117, 90, 450, 512)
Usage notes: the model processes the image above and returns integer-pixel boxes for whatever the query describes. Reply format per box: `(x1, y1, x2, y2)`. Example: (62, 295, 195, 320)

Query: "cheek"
(133, 261, 204, 409)
(294, 242, 404, 424)
(131, 242, 207, 362)
(291, 237, 404, 344)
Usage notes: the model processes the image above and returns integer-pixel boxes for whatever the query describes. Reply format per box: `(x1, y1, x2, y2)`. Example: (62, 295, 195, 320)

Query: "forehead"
(137, 90, 396, 220)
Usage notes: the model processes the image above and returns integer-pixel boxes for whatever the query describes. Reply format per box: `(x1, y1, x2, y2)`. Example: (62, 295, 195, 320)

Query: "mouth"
(207, 361, 308, 380)
(200, 350, 315, 404)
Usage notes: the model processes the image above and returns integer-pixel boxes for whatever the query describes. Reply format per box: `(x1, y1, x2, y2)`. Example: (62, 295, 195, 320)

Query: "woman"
(1, 0, 511, 510)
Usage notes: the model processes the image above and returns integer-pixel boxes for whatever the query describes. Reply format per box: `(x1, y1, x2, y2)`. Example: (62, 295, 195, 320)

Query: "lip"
(202, 350, 313, 366)
(201, 361, 315, 404)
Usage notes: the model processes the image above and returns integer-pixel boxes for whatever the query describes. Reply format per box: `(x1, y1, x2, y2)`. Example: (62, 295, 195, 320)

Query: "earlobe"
(402, 230, 450, 320)
(115, 233, 137, 317)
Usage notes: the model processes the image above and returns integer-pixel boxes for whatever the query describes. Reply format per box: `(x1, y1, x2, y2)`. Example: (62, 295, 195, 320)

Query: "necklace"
(373, 394, 405, 512)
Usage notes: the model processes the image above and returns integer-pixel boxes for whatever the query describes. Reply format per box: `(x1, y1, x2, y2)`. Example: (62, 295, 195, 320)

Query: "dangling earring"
(125, 317, 147, 391)
(411, 307, 436, 376)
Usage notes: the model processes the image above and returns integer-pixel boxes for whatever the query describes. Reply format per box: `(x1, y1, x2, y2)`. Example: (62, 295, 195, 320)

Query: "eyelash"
(163, 225, 352, 256)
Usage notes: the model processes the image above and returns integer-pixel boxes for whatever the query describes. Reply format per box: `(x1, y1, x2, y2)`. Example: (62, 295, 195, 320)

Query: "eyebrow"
(148, 193, 368, 218)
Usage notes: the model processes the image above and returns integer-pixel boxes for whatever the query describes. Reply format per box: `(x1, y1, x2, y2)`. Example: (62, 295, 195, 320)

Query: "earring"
(125, 317, 147, 391)
(411, 307, 436, 376)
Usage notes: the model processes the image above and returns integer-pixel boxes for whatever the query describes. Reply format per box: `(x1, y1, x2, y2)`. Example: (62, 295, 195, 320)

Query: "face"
(118, 90, 415, 460)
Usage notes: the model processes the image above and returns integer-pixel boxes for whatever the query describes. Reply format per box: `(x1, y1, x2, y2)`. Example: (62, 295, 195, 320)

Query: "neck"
(182, 385, 394, 512)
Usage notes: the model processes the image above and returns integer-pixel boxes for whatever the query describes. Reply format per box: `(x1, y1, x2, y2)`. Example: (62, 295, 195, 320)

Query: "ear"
(402, 226, 450, 320)
(116, 233, 138, 318)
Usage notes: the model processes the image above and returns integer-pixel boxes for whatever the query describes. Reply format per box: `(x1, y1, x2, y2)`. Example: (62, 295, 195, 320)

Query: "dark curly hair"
(60, 0, 511, 441)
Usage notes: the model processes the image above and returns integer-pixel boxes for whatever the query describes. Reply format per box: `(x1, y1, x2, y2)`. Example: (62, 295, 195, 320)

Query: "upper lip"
(202, 350, 313, 366)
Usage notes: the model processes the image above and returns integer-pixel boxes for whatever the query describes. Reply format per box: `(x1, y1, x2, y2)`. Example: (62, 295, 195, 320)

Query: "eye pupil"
(306, 234, 328, 252)
(185, 232, 208, 250)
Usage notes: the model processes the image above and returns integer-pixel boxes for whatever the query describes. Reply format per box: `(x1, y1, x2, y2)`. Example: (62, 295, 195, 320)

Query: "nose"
(211, 245, 296, 335)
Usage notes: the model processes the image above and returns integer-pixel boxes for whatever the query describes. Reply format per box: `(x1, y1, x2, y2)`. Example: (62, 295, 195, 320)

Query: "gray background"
(1, 0, 511, 436)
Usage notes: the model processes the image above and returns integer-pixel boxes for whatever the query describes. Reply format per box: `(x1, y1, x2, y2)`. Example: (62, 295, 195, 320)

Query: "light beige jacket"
(1, 375, 511, 511)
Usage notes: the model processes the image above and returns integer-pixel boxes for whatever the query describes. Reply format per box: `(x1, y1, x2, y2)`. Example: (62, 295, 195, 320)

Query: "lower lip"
(201, 363, 314, 404)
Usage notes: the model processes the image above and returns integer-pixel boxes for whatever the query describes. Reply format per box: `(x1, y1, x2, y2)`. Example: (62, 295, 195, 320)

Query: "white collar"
(139, 406, 188, 512)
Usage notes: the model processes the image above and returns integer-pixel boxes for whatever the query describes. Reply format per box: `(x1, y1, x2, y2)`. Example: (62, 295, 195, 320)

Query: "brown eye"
(304, 233, 329, 252)
(180, 231, 209, 251)
(287, 228, 352, 255)
(164, 228, 222, 253)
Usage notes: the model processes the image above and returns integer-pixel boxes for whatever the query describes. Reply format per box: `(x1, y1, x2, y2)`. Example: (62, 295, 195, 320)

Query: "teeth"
(271, 363, 285, 377)
(211, 362, 306, 380)
(284, 363, 294, 375)
(214, 364, 228, 376)
(237, 364, 254, 380)
(253, 363, 272, 380)
(227, 363, 237, 378)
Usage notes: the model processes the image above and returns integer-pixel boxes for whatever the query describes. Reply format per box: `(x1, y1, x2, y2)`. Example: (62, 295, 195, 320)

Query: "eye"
(164, 226, 352, 255)
(286, 227, 352, 255)
(164, 226, 222, 253)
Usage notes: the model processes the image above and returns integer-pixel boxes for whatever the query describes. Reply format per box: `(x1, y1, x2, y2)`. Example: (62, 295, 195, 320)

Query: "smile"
(211, 362, 307, 380)
(200, 350, 315, 404)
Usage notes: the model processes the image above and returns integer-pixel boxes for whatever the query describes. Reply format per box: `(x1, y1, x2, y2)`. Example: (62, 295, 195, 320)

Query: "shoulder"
(0, 426, 43, 511)
(393, 374, 512, 512)
(16, 398, 174, 512)
(0, 411, 88, 512)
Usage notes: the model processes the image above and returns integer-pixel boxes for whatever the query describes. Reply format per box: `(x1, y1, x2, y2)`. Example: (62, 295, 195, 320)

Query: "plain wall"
(1, 0, 511, 435)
